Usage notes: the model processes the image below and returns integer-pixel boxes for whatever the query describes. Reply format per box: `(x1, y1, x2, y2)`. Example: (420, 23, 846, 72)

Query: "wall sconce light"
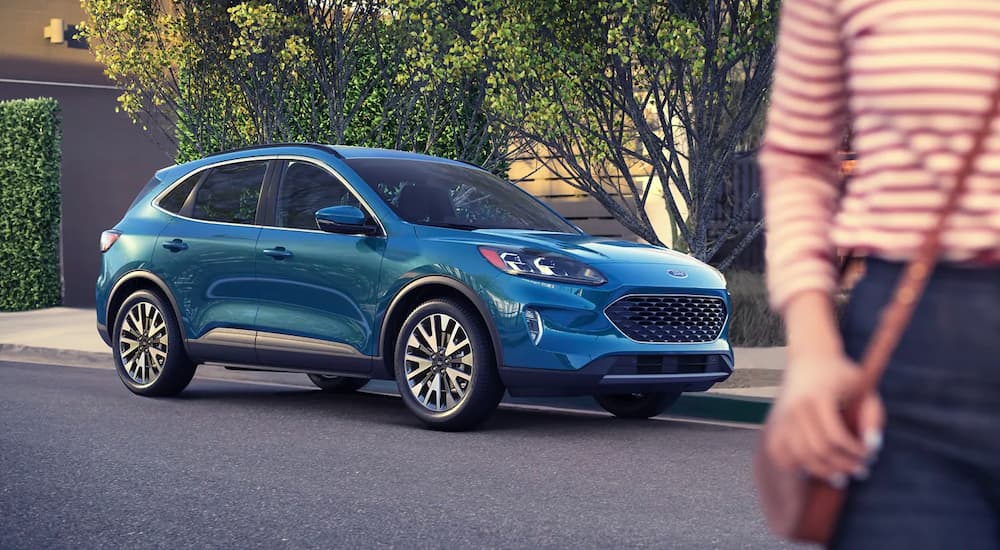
(42, 18, 88, 49)
(43, 18, 65, 44)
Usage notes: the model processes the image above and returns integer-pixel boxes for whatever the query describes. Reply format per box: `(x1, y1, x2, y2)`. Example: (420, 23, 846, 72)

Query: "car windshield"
(344, 158, 579, 233)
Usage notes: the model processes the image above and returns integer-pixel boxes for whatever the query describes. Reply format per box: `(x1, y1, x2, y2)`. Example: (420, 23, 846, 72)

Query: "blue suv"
(97, 144, 733, 430)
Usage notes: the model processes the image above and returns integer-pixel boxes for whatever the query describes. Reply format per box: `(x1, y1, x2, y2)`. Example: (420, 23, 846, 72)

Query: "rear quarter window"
(156, 173, 200, 214)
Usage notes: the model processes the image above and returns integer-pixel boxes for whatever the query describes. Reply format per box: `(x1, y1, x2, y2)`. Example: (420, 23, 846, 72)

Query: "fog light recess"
(524, 308, 543, 345)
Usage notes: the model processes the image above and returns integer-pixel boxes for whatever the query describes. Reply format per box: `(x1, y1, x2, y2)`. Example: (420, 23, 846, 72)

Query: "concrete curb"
(671, 393, 771, 424)
(0, 343, 112, 368)
(0, 344, 771, 424)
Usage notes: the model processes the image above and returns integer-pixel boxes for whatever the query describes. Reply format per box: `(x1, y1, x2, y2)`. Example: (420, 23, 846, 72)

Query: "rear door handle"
(262, 246, 293, 260)
(162, 238, 188, 252)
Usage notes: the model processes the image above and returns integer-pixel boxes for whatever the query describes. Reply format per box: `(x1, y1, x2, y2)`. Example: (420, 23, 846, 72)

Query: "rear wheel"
(595, 392, 682, 419)
(307, 374, 368, 393)
(394, 299, 504, 431)
(112, 290, 196, 396)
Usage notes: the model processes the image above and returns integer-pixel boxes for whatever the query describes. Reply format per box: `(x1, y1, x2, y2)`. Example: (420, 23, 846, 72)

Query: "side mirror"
(315, 205, 378, 236)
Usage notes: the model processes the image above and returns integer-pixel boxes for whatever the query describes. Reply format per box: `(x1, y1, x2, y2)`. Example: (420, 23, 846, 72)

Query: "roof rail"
(211, 142, 344, 159)
(451, 157, 485, 170)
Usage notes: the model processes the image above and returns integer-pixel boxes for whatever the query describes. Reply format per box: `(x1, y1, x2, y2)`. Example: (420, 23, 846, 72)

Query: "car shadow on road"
(174, 378, 738, 437)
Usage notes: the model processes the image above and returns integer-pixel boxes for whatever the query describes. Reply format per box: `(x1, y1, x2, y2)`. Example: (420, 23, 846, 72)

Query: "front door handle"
(262, 246, 293, 260)
(162, 238, 188, 252)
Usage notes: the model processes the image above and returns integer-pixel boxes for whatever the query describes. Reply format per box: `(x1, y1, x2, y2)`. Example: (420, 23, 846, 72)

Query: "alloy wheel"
(403, 313, 474, 412)
(118, 301, 168, 386)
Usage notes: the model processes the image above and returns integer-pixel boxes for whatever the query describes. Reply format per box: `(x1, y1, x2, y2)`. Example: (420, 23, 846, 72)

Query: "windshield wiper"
(423, 222, 483, 231)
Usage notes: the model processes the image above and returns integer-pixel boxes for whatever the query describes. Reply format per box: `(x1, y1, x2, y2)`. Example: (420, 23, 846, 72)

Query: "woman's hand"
(765, 353, 884, 486)
(765, 289, 885, 486)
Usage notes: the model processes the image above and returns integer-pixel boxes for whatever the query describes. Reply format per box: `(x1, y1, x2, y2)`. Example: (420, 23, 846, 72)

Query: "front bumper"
(481, 269, 734, 397)
(501, 352, 733, 397)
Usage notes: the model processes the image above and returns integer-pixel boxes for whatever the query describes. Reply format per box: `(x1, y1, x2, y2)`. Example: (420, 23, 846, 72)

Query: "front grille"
(605, 295, 727, 343)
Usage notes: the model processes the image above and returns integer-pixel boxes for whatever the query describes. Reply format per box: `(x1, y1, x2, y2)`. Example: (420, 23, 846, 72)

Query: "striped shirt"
(760, 0, 1000, 311)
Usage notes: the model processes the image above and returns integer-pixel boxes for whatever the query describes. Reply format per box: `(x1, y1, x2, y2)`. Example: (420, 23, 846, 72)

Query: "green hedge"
(726, 271, 786, 347)
(0, 98, 62, 311)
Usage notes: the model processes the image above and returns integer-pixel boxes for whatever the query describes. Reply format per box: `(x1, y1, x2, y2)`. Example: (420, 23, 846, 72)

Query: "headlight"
(478, 247, 606, 286)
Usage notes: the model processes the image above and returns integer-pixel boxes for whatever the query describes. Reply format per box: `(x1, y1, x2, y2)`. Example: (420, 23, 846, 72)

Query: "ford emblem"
(666, 269, 688, 279)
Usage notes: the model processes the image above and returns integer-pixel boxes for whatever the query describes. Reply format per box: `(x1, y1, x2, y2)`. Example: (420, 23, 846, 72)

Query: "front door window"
(274, 161, 361, 230)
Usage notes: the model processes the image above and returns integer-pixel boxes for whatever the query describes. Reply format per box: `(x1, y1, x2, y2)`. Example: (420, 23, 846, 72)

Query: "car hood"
(418, 227, 726, 289)
(472, 230, 704, 267)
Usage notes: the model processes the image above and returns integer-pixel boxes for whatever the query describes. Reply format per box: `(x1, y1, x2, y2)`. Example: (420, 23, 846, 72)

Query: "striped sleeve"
(759, 0, 848, 312)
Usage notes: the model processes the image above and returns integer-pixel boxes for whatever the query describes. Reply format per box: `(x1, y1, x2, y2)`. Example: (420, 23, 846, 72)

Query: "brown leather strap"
(850, 76, 1000, 403)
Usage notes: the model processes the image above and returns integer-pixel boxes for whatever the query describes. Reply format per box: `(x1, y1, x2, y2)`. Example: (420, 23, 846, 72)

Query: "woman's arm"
(759, 0, 847, 312)
(760, 0, 883, 483)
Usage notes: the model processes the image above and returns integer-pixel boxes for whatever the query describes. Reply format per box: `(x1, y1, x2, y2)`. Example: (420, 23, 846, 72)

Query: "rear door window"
(190, 161, 267, 224)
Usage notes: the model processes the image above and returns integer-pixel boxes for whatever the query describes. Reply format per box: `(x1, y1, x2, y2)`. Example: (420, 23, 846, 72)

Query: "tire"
(595, 392, 682, 419)
(112, 289, 196, 397)
(307, 374, 369, 393)
(394, 299, 504, 431)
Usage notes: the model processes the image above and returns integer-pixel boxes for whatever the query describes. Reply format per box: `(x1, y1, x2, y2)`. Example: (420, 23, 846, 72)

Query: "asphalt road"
(0, 360, 799, 549)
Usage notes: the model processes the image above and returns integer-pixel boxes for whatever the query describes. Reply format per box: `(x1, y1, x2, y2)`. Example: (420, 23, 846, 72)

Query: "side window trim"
(153, 155, 277, 227)
(151, 154, 388, 233)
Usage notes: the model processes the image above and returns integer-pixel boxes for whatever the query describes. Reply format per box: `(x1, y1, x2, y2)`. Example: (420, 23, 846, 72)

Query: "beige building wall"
(508, 150, 684, 247)
(0, 1, 90, 63)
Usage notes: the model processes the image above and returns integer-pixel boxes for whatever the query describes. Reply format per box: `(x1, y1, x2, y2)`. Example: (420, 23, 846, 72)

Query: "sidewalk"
(0, 307, 782, 421)
(0, 307, 109, 358)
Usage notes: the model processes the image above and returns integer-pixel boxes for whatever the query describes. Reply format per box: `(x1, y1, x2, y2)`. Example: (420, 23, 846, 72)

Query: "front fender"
(376, 273, 505, 370)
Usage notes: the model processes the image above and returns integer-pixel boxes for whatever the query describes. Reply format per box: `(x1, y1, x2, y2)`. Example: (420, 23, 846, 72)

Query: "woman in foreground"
(759, 0, 1000, 547)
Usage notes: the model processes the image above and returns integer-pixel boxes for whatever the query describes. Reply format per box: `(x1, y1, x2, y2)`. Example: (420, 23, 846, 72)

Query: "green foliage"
(437, 0, 778, 265)
(0, 98, 62, 311)
(725, 271, 785, 347)
(81, 0, 775, 263)
(81, 0, 511, 172)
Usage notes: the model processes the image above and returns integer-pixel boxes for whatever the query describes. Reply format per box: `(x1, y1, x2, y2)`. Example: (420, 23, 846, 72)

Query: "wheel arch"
(106, 271, 190, 354)
(377, 276, 503, 378)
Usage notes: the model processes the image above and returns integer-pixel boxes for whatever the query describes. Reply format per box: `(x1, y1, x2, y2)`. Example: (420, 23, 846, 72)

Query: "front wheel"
(394, 299, 504, 431)
(595, 392, 682, 419)
(307, 374, 368, 393)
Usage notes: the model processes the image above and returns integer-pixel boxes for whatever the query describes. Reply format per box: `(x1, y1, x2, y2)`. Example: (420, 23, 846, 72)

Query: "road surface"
(0, 360, 798, 549)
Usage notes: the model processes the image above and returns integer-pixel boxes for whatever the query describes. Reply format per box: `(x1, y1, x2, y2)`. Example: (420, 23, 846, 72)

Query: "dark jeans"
(830, 259, 1000, 549)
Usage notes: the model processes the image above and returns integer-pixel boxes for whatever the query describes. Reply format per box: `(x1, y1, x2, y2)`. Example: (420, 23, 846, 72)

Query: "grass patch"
(725, 271, 785, 347)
